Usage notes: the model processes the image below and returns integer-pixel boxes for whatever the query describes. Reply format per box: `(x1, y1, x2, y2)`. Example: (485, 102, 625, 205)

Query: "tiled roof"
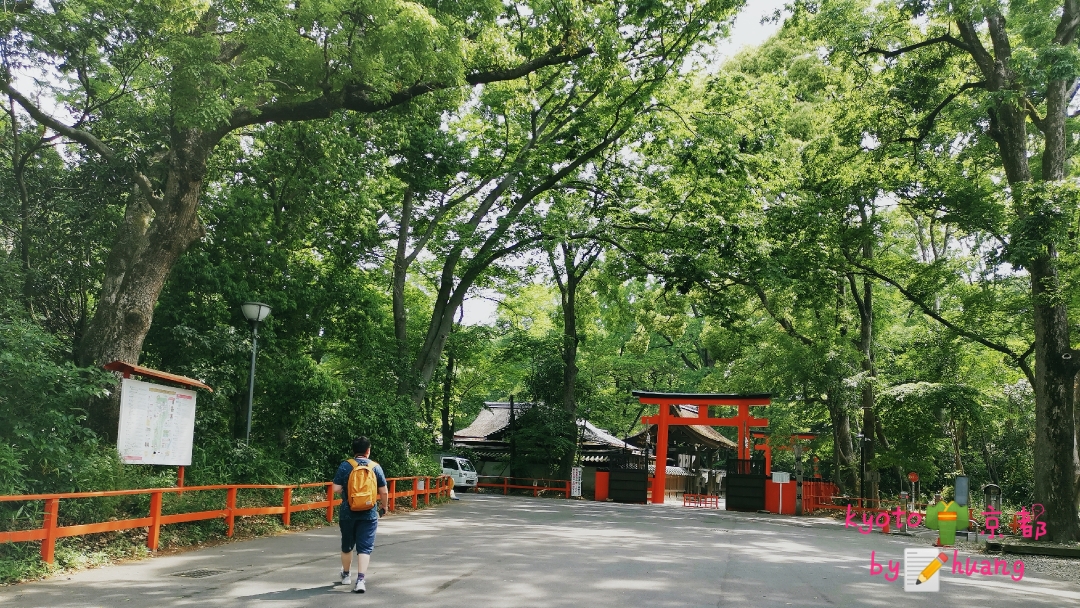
(454, 402, 639, 453)
(673, 405, 738, 449)
(454, 402, 528, 440)
(624, 405, 738, 450)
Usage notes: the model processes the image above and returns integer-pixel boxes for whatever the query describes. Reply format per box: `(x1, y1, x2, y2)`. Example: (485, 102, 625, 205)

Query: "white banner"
(571, 467, 582, 497)
(116, 378, 197, 466)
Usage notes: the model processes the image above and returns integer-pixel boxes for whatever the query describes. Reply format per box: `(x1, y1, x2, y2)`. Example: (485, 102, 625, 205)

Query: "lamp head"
(241, 302, 272, 323)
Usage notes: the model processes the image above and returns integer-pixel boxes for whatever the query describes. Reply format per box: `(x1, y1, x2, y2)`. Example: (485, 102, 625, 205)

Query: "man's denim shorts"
(339, 515, 378, 554)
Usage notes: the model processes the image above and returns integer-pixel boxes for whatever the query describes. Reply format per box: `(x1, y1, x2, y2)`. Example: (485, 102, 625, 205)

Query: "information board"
(116, 378, 197, 466)
(571, 467, 582, 497)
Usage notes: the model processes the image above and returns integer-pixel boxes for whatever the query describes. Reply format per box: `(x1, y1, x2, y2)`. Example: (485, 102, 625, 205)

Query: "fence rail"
(474, 476, 571, 498)
(682, 494, 720, 509)
(0, 475, 451, 564)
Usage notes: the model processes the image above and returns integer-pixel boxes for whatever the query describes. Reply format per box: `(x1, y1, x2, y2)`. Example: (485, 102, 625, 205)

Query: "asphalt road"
(2, 494, 1079, 607)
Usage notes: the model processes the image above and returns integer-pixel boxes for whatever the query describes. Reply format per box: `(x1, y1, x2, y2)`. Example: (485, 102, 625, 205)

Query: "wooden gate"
(725, 458, 766, 511)
(608, 452, 648, 504)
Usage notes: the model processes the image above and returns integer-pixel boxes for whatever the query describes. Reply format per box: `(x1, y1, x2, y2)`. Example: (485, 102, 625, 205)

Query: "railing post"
(503, 477, 508, 495)
(226, 487, 238, 537)
(40, 497, 59, 564)
(412, 477, 418, 509)
(565, 480, 571, 498)
(147, 490, 163, 551)
(282, 487, 293, 527)
(389, 479, 397, 512)
(325, 483, 334, 523)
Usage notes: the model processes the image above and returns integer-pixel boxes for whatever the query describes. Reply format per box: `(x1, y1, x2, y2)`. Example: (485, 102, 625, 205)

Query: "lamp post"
(856, 432, 872, 508)
(241, 302, 271, 443)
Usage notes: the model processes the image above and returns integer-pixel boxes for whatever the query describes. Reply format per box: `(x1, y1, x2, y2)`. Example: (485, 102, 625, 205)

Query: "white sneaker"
(353, 577, 366, 593)
(340, 571, 350, 585)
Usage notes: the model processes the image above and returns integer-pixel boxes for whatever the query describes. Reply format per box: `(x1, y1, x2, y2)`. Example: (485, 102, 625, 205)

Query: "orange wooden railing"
(0, 475, 451, 564)
(683, 494, 720, 509)
(475, 476, 571, 498)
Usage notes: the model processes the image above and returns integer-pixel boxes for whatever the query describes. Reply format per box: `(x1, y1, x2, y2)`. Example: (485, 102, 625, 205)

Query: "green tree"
(0, 0, 595, 436)
(793, 0, 1080, 539)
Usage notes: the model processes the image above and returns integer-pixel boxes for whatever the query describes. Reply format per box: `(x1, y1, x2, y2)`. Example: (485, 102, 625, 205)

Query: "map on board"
(116, 378, 197, 466)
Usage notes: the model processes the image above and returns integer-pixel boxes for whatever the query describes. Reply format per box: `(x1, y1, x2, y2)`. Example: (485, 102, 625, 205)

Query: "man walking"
(332, 436, 388, 593)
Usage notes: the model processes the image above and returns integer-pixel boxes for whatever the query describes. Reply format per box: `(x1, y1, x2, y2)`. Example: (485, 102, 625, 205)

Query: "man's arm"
(378, 485, 389, 511)
(332, 483, 343, 494)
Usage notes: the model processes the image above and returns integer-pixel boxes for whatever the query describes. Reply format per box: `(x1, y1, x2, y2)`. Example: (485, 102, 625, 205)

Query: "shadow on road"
(238, 583, 341, 601)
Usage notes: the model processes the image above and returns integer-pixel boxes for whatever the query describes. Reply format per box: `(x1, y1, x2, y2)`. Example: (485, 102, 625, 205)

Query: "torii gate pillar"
(634, 391, 770, 504)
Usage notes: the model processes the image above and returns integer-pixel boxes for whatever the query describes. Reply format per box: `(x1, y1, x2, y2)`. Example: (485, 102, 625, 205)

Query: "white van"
(441, 456, 478, 490)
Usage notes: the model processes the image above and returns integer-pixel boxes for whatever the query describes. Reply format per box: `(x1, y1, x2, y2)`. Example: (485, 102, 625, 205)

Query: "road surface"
(2, 494, 1079, 607)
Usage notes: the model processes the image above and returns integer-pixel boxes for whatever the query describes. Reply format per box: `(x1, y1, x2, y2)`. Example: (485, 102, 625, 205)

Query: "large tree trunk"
(559, 254, 580, 417)
(946, 11, 1080, 540)
(849, 220, 877, 503)
(441, 336, 455, 451)
(1029, 252, 1080, 540)
(77, 130, 210, 439)
(393, 188, 414, 397)
(827, 394, 856, 495)
(557, 249, 580, 477)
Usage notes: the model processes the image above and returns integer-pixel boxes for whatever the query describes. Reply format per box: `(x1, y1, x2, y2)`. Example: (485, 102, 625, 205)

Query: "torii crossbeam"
(633, 391, 770, 504)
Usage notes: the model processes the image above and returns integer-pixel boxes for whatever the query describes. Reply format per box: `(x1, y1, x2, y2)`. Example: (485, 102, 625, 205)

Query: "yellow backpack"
(346, 458, 379, 511)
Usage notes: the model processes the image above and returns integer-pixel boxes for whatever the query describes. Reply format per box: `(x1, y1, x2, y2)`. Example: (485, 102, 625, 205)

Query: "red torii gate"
(633, 391, 770, 504)
(751, 431, 818, 475)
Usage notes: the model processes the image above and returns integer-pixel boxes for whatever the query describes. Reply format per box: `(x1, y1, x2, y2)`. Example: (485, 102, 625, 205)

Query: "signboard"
(116, 378, 197, 466)
(771, 471, 790, 483)
(908, 471, 920, 483)
(571, 467, 582, 497)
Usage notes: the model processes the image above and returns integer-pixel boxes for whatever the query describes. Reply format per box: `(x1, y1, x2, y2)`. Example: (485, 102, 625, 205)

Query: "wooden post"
(389, 479, 397, 512)
(40, 497, 59, 564)
(325, 483, 335, 522)
(226, 487, 237, 537)
(177, 466, 185, 495)
(147, 490, 163, 551)
(424, 477, 431, 506)
(412, 477, 418, 509)
(282, 487, 292, 527)
(503, 477, 508, 495)
(566, 480, 571, 498)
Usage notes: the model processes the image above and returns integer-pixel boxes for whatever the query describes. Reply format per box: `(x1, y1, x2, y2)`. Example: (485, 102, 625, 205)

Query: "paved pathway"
(2, 494, 1079, 607)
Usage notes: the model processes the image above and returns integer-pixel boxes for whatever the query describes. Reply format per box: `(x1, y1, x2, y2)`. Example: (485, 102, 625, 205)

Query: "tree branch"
(1, 81, 161, 206)
(862, 34, 969, 59)
(955, 21, 996, 80)
(896, 82, 985, 143)
(228, 46, 594, 131)
(852, 259, 1035, 384)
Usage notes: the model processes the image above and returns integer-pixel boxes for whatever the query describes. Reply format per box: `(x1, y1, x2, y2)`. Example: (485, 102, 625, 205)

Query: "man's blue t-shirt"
(333, 458, 388, 521)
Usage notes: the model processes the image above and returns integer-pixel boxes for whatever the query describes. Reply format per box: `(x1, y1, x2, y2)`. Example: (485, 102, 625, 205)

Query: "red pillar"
(754, 443, 772, 475)
(738, 403, 749, 460)
(652, 403, 669, 504)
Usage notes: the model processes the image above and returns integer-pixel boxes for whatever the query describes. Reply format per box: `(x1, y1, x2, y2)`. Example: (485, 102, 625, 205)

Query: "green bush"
(0, 319, 114, 494)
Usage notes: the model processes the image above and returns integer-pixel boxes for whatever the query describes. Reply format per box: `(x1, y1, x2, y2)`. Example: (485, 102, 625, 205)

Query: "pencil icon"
(915, 552, 949, 585)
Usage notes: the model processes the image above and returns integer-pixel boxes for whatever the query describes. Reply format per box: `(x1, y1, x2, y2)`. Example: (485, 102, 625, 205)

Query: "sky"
(458, 0, 788, 326)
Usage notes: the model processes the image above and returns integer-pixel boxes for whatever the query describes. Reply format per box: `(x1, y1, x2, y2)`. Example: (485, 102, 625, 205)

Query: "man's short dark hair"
(352, 436, 371, 456)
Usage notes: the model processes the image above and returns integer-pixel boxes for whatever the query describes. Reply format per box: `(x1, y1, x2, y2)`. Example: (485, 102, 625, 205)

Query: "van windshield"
(459, 460, 475, 472)
(443, 459, 459, 470)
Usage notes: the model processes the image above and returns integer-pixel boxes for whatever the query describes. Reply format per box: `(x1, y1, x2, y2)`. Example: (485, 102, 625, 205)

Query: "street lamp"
(241, 302, 271, 442)
(856, 432, 871, 508)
